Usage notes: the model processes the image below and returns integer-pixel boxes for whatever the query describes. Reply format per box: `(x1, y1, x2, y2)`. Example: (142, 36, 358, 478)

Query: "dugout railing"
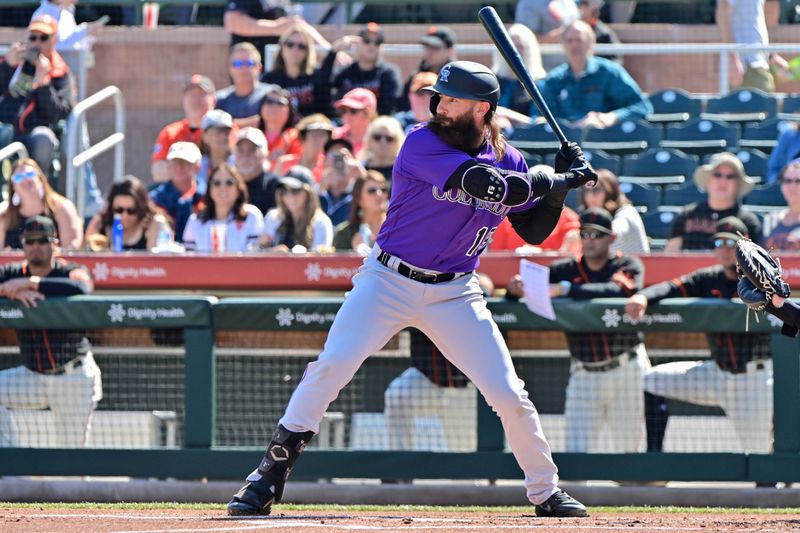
(0, 295, 799, 484)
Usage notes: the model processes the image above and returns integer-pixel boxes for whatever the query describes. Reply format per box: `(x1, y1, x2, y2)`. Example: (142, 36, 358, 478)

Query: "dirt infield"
(3, 507, 800, 533)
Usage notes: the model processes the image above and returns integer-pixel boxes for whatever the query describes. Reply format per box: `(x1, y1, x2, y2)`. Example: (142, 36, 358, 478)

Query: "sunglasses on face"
(580, 230, 607, 240)
(231, 59, 257, 68)
(212, 178, 235, 187)
(341, 108, 362, 115)
(365, 186, 386, 195)
(711, 171, 738, 180)
(113, 206, 138, 215)
(714, 238, 737, 248)
(23, 236, 53, 245)
(371, 133, 395, 143)
(361, 38, 383, 46)
(781, 178, 800, 185)
(28, 33, 49, 43)
(11, 170, 37, 183)
(284, 41, 308, 51)
(264, 97, 288, 107)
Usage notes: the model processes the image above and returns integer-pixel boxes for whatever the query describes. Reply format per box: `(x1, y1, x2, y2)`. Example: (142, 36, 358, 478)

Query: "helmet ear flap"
(429, 93, 441, 117)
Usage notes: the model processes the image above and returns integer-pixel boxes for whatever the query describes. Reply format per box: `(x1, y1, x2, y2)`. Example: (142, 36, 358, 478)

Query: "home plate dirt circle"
(3, 508, 800, 532)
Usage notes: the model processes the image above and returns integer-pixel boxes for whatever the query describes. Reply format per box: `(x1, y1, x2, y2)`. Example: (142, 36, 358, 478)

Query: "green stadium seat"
(702, 88, 778, 124)
(646, 88, 701, 124)
(745, 182, 785, 206)
(661, 119, 739, 156)
(509, 122, 583, 156)
(583, 119, 661, 155)
(583, 149, 620, 174)
(619, 181, 660, 212)
(662, 182, 706, 206)
(620, 148, 699, 186)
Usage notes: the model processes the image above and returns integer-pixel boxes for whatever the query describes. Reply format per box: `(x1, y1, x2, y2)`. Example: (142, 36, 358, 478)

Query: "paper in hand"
(519, 259, 556, 321)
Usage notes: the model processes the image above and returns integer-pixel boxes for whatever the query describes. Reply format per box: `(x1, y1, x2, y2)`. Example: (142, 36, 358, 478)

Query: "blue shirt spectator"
(766, 123, 800, 185)
(149, 142, 204, 242)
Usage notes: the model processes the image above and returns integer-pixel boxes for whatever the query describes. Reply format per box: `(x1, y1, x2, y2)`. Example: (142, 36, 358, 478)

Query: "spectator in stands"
(233, 127, 280, 216)
(0, 158, 82, 250)
(261, 25, 343, 118)
(396, 26, 457, 112)
(149, 142, 204, 242)
(627, 217, 773, 454)
(332, 88, 378, 159)
(260, 166, 333, 252)
(151, 74, 216, 184)
(535, 207, 650, 453)
(84, 175, 171, 251)
(766, 121, 800, 185)
(717, 0, 789, 92)
(198, 109, 235, 194)
(223, 0, 326, 65)
(183, 163, 264, 253)
(216, 42, 269, 129)
(492, 24, 545, 115)
(332, 170, 388, 254)
(362, 116, 405, 184)
(0, 16, 73, 178)
(490, 165, 581, 254)
(762, 158, 800, 250)
(578, 169, 649, 254)
(333, 23, 401, 116)
(578, 0, 621, 62)
(0, 215, 101, 448)
(515, 0, 578, 70)
(319, 140, 367, 226)
(665, 152, 760, 252)
(258, 85, 302, 167)
(394, 71, 437, 134)
(274, 113, 333, 181)
(537, 20, 652, 129)
(32, 0, 106, 53)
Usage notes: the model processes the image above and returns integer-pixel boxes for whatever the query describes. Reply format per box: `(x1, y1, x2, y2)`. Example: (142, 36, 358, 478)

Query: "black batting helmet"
(423, 61, 500, 116)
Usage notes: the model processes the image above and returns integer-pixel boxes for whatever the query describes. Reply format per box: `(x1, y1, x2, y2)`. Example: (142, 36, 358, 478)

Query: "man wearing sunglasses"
(216, 43, 269, 129)
(0, 15, 72, 177)
(626, 217, 774, 458)
(0, 216, 101, 448)
(547, 208, 649, 454)
(332, 23, 401, 116)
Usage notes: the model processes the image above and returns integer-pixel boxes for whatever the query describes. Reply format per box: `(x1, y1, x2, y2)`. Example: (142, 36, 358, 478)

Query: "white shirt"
(611, 203, 650, 255)
(263, 208, 333, 252)
(182, 204, 264, 252)
(32, 1, 93, 51)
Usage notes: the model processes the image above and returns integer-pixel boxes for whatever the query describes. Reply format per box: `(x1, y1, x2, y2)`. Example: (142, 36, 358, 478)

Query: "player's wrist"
(29, 276, 40, 291)
(559, 280, 571, 296)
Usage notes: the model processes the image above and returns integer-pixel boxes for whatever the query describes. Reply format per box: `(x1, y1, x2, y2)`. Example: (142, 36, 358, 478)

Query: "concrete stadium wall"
(1, 24, 799, 193)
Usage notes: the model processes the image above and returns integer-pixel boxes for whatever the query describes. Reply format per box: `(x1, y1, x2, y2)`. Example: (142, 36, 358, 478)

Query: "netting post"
(184, 326, 216, 449)
(772, 332, 800, 453)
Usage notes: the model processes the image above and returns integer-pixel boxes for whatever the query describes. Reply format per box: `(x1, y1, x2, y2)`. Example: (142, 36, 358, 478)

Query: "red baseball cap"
(333, 88, 377, 111)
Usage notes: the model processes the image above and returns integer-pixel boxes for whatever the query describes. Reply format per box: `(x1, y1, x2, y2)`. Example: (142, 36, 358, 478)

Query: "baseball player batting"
(227, 61, 596, 518)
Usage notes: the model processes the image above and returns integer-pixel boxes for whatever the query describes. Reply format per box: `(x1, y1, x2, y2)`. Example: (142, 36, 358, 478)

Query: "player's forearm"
(766, 299, 800, 336)
(507, 200, 561, 245)
(224, 11, 286, 37)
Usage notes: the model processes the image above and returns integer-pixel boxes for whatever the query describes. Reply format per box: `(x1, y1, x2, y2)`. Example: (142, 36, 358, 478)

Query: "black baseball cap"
(278, 165, 315, 190)
(22, 215, 57, 238)
(712, 216, 748, 241)
(324, 137, 354, 154)
(420, 26, 456, 49)
(580, 208, 614, 235)
(359, 22, 384, 43)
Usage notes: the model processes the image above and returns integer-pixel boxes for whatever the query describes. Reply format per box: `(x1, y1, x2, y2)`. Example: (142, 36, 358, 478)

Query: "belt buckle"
(410, 270, 435, 283)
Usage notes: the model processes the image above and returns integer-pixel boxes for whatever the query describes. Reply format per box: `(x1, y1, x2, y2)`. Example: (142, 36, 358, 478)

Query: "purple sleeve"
(394, 125, 472, 190)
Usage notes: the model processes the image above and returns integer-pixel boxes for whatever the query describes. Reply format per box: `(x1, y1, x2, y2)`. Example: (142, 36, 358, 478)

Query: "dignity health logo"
(107, 303, 186, 323)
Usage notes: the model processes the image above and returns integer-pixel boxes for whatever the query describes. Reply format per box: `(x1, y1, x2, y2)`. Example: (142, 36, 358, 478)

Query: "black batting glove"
(564, 156, 598, 188)
(554, 142, 583, 173)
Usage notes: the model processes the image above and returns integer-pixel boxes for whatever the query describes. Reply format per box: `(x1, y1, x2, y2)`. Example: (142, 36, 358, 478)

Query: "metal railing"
(0, 141, 28, 163)
(65, 85, 125, 218)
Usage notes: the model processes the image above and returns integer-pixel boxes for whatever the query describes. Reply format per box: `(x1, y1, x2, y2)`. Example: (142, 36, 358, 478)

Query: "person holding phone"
(318, 138, 367, 226)
(32, 0, 108, 52)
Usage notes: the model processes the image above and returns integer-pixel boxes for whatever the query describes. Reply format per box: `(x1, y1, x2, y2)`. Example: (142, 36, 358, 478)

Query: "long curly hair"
(276, 182, 321, 248)
(99, 175, 158, 235)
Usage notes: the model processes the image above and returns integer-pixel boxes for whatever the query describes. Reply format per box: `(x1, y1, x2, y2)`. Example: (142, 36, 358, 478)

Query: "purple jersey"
(376, 123, 536, 273)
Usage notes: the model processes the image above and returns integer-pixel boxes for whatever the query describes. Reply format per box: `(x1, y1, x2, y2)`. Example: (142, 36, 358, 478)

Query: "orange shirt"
(151, 119, 203, 161)
(265, 128, 302, 163)
(490, 207, 581, 252)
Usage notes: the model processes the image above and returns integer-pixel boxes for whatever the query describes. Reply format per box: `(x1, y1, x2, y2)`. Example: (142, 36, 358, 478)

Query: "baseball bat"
(478, 6, 568, 146)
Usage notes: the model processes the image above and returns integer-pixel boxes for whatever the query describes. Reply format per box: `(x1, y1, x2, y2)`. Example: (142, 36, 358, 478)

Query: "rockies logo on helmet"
(422, 61, 500, 115)
(440, 65, 451, 83)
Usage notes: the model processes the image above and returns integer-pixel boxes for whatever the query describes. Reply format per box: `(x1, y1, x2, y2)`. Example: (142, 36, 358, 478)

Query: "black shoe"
(227, 478, 276, 516)
(534, 489, 589, 518)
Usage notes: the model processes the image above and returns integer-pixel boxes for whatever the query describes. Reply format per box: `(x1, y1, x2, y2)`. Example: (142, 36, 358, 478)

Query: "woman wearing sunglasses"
(84, 175, 171, 251)
(0, 158, 82, 250)
(257, 86, 302, 165)
(183, 163, 264, 253)
(762, 158, 800, 250)
(333, 170, 388, 254)
(362, 116, 404, 186)
(260, 166, 333, 253)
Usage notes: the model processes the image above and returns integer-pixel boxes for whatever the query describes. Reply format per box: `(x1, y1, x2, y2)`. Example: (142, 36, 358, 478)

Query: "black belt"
(377, 251, 465, 284)
(40, 355, 85, 375)
(576, 349, 638, 373)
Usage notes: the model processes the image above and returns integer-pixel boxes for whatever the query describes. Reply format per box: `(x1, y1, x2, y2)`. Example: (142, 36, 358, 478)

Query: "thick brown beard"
(428, 112, 485, 152)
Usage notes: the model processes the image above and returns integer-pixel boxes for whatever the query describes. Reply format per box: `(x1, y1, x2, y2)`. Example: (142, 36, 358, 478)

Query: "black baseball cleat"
(534, 489, 589, 517)
(227, 478, 276, 516)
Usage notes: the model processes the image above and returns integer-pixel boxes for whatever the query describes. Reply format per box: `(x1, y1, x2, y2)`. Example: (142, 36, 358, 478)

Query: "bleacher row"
(508, 87, 800, 249)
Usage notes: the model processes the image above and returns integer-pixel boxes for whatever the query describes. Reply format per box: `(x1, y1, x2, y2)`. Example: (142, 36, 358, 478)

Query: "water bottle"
(111, 214, 124, 252)
(154, 226, 172, 252)
(358, 223, 373, 246)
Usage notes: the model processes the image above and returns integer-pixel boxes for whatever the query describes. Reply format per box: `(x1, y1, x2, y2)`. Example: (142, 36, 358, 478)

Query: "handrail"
(65, 85, 125, 218)
(0, 142, 28, 163)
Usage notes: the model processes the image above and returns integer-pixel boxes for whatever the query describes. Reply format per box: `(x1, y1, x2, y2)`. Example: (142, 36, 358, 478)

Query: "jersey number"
(466, 226, 496, 256)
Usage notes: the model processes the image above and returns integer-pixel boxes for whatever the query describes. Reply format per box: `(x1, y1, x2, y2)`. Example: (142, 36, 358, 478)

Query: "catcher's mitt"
(735, 238, 791, 311)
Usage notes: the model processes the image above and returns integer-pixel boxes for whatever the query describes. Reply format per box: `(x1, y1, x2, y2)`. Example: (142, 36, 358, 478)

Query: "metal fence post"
(772, 332, 800, 453)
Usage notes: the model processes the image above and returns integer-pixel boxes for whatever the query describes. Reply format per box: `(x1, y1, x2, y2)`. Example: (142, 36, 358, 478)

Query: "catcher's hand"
(735, 238, 791, 311)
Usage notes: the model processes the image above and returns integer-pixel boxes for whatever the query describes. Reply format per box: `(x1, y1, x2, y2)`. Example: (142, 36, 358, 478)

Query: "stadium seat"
(565, 188, 580, 210)
(583, 119, 662, 155)
(509, 122, 583, 156)
(619, 181, 660, 212)
(642, 208, 679, 249)
(702, 88, 778, 124)
(583, 149, 620, 174)
(646, 88, 702, 124)
(620, 148, 699, 185)
(778, 94, 800, 120)
(745, 182, 785, 206)
(661, 119, 739, 156)
(662, 182, 706, 206)
(734, 149, 769, 183)
(738, 117, 795, 153)
(519, 151, 543, 168)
